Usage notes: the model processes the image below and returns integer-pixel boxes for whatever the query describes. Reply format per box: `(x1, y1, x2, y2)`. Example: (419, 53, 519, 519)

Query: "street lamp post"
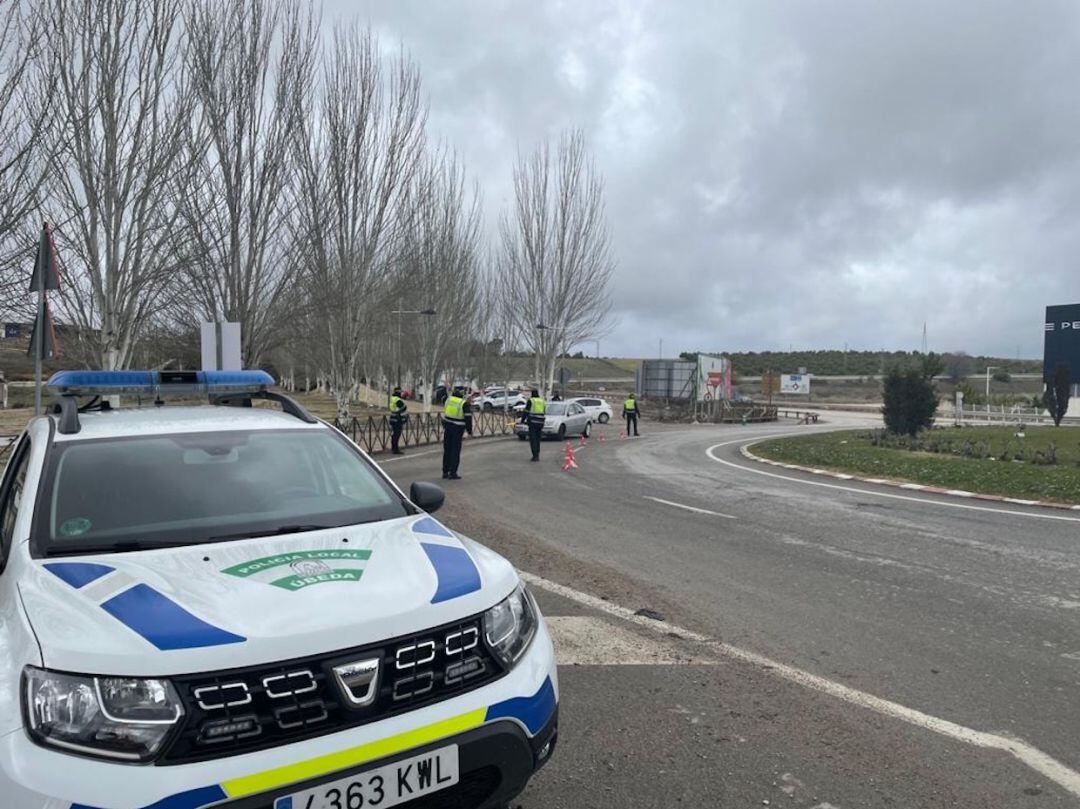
(985, 365, 998, 419)
(390, 303, 437, 399)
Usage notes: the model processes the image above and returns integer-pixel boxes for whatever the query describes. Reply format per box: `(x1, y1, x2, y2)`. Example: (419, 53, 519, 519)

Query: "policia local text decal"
(221, 549, 373, 591)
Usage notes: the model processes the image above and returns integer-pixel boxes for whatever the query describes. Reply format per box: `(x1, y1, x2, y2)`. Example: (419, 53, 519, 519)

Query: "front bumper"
(0, 622, 558, 809)
(513, 423, 561, 437)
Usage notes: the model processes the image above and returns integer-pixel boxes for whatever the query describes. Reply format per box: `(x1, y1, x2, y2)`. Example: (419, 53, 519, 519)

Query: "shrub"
(882, 367, 938, 436)
(1044, 363, 1072, 427)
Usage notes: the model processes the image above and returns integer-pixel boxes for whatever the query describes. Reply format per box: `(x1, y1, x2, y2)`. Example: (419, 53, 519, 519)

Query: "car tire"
(598, 413, 609, 423)
(483, 402, 493, 411)
(557, 424, 566, 440)
(583, 421, 591, 437)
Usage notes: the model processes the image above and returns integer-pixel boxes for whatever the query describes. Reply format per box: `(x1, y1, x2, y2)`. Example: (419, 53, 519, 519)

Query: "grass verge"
(753, 426, 1080, 504)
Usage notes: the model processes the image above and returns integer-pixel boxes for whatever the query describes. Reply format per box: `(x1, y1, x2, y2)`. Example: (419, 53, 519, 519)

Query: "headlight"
(23, 667, 183, 761)
(483, 583, 538, 667)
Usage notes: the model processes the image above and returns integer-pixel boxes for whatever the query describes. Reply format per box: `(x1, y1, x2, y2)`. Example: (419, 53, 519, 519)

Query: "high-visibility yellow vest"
(624, 398, 637, 412)
(444, 396, 465, 421)
(389, 395, 404, 413)
(529, 397, 546, 415)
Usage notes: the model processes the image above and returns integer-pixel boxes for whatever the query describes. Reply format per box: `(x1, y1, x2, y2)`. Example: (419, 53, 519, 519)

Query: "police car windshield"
(36, 429, 410, 555)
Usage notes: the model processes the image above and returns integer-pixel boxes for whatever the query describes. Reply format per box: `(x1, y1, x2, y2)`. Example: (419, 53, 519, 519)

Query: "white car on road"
(475, 389, 527, 412)
(0, 370, 558, 809)
(565, 397, 613, 424)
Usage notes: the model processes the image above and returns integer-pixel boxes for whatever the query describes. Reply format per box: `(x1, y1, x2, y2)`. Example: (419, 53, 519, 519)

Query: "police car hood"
(19, 515, 517, 676)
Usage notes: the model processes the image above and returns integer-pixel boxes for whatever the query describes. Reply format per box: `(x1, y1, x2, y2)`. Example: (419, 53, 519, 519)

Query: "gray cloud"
(325, 0, 1080, 358)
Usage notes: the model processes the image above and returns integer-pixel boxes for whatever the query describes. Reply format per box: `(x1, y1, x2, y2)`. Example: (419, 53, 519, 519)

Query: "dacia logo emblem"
(332, 658, 381, 708)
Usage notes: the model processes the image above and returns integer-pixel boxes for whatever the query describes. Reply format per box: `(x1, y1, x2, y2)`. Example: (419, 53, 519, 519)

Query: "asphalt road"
(380, 416, 1080, 808)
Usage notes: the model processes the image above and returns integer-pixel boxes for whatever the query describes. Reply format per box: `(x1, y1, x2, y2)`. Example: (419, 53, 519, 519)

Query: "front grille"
(163, 613, 504, 763)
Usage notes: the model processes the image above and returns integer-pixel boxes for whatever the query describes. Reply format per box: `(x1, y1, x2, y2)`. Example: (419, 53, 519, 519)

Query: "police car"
(0, 370, 558, 809)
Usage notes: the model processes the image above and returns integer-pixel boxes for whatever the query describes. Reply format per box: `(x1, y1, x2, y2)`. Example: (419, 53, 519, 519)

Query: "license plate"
(274, 745, 459, 809)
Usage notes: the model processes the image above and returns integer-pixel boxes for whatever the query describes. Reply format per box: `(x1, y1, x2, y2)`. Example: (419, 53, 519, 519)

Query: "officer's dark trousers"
(390, 418, 403, 453)
(528, 420, 544, 460)
(625, 412, 639, 436)
(443, 422, 465, 475)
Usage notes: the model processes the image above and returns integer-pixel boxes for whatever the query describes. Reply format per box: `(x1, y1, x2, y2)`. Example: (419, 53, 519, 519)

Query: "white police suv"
(0, 370, 558, 809)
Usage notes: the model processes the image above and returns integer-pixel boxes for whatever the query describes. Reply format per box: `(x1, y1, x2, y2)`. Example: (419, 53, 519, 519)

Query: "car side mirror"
(410, 481, 445, 514)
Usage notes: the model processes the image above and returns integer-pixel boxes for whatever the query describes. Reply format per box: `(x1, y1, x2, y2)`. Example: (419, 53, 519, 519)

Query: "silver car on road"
(515, 401, 592, 441)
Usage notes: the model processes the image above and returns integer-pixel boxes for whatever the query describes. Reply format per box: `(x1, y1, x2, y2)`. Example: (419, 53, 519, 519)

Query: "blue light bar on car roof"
(46, 369, 275, 397)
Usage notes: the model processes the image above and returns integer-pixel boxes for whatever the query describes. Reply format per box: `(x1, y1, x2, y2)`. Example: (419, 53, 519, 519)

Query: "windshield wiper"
(207, 524, 334, 542)
(44, 538, 155, 557)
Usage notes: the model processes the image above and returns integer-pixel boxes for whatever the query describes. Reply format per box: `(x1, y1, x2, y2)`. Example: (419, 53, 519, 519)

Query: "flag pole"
(33, 223, 46, 416)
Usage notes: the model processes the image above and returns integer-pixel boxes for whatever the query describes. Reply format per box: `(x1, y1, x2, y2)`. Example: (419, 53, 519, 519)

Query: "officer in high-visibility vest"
(441, 386, 472, 479)
(523, 388, 546, 462)
(623, 393, 641, 436)
(389, 386, 408, 455)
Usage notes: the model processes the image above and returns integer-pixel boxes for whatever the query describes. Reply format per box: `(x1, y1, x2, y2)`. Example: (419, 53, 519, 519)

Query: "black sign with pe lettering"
(1043, 303, 1080, 383)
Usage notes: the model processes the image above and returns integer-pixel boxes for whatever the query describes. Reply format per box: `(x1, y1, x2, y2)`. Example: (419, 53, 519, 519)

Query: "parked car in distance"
(566, 396, 612, 424)
(477, 389, 527, 411)
(515, 401, 592, 441)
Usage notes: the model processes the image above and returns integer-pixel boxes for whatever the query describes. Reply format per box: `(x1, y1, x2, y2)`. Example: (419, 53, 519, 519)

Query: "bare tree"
(0, 2, 52, 238)
(499, 130, 614, 396)
(45, 0, 197, 369)
(295, 25, 426, 419)
(180, 0, 317, 367)
(396, 151, 481, 411)
(0, 1, 57, 315)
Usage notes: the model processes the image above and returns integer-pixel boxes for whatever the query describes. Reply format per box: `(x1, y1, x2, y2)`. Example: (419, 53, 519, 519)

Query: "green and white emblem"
(221, 549, 372, 591)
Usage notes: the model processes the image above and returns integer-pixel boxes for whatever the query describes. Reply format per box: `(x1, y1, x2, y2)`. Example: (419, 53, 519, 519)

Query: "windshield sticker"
(59, 517, 92, 537)
(221, 549, 373, 592)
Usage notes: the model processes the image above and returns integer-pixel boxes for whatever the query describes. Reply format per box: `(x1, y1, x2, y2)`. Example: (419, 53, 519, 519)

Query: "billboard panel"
(637, 360, 695, 399)
(780, 373, 811, 395)
(696, 354, 732, 401)
(1044, 304, 1080, 383)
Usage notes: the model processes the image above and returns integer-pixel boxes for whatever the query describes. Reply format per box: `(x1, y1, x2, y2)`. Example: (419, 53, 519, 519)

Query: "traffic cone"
(562, 442, 578, 471)
(598, 430, 606, 443)
(619, 429, 627, 440)
(579, 433, 587, 446)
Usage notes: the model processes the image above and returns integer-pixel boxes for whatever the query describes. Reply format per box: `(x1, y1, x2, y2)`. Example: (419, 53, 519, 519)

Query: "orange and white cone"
(562, 442, 578, 471)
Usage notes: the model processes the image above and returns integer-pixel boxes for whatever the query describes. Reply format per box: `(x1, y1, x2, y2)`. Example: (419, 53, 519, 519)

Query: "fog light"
(537, 741, 552, 760)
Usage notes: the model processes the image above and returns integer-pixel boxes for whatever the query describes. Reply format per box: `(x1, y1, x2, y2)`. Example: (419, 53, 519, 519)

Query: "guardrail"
(778, 409, 820, 423)
(333, 410, 517, 455)
(689, 401, 778, 423)
(952, 406, 1080, 426)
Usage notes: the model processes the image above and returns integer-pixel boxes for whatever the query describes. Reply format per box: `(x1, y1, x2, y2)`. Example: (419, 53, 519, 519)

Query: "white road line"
(378, 449, 440, 464)
(522, 571, 1080, 797)
(707, 435, 1080, 524)
(643, 496, 736, 519)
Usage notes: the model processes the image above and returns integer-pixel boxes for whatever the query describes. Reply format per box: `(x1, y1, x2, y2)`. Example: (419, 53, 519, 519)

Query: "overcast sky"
(323, 0, 1080, 359)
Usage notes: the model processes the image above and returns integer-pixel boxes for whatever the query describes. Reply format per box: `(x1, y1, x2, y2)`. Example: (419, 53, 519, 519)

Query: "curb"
(739, 441, 1080, 512)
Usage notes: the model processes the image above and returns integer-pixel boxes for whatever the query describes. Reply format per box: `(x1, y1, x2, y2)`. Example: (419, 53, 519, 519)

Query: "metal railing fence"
(333, 410, 517, 455)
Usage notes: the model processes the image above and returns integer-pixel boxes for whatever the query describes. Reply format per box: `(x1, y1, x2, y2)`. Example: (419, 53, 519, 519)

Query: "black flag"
(28, 223, 61, 292)
(27, 298, 58, 360)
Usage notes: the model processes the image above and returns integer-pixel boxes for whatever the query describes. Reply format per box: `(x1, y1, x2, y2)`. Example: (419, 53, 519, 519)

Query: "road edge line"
(739, 440, 1080, 512)
(521, 571, 1080, 797)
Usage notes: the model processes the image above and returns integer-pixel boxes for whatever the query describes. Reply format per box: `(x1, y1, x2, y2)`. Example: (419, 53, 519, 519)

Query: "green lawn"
(754, 426, 1080, 504)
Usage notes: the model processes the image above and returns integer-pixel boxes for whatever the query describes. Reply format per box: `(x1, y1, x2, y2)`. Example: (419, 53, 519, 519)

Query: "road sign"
(780, 374, 811, 395)
(762, 373, 780, 397)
